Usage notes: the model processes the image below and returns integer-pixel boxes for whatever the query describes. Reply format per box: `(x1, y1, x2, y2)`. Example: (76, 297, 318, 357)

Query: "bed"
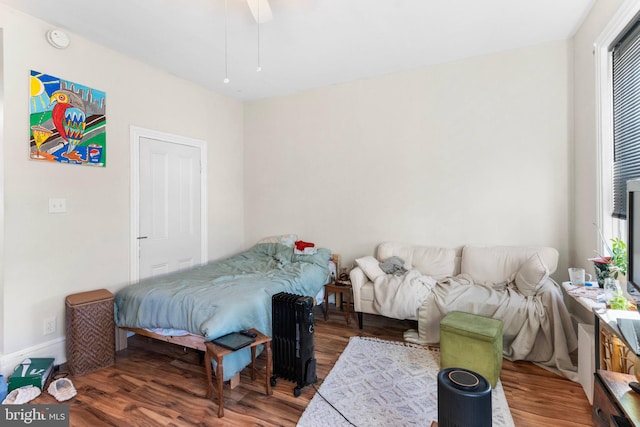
(114, 241, 331, 381)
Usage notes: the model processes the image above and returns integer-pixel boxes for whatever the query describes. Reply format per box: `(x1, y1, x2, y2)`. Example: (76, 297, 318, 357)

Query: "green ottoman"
(440, 311, 503, 388)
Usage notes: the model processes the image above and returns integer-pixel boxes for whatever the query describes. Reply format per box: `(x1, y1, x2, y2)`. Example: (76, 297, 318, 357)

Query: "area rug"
(297, 336, 515, 427)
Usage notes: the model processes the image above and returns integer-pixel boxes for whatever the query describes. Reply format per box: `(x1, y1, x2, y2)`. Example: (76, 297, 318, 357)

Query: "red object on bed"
(295, 240, 315, 251)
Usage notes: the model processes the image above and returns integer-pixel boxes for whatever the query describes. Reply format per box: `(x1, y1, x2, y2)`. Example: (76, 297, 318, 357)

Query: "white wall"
(0, 5, 245, 373)
(571, 0, 625, 273)
(1, 0, 620, 377)
(244, 41, 572, 275)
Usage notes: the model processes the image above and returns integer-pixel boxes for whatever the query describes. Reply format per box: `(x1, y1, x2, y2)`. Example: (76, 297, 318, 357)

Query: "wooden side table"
(204, 328, 273, 417)
(324, 282, 352, 325)
(594, 370, 639, 426)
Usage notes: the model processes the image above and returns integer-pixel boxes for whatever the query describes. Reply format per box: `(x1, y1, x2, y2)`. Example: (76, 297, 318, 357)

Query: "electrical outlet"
(43, 316, 56, 335)
(48, 198, 66, 213)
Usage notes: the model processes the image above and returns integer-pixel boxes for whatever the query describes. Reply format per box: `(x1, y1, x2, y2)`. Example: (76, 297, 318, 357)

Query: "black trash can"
(438, 367, 492, 427)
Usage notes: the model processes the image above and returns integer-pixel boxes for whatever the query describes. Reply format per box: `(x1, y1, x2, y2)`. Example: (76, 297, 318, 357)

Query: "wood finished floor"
(31, 308, 593, 426)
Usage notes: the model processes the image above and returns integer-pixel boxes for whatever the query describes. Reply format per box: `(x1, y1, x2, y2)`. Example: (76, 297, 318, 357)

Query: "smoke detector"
(46, 29, 70, 49)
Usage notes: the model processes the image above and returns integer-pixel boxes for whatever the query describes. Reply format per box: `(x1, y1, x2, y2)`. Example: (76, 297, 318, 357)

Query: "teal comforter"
(114, 243, 330, 380)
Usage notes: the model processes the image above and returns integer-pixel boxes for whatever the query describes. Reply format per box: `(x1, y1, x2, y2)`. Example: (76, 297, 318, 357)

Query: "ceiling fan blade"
(246, 0, 273, 23)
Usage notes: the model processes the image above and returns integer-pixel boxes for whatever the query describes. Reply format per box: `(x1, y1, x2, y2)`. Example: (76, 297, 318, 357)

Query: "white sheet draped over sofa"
(372, 270, 437, 319)
(352, 243, 579, 382)
(403, 274, 577, 381)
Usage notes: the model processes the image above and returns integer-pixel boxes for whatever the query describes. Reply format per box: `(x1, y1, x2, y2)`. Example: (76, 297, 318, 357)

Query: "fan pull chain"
(223, 0, 230, 83)
(257, 0, 262, 72)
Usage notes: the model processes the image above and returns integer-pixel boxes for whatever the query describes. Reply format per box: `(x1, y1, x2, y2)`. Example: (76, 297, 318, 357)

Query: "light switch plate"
(48, 198, 66, 213)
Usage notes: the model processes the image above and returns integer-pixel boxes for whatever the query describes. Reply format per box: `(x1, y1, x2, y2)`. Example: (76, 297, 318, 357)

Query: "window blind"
(612, 21, 640, 219)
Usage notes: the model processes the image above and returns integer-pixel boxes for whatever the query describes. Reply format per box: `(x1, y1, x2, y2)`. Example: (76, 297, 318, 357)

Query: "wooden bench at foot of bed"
(116, 327, 242, 388)
(117, 326, 207, 351)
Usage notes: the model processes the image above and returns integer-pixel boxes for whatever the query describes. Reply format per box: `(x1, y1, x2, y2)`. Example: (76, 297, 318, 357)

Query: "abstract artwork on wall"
(29, 70, 106, 166)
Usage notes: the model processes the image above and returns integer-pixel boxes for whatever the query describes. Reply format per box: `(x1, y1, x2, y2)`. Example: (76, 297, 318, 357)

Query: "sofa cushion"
(460, 246, 558, 284)
(514, 253, 549, 296)
(355, 256, 385, 282)
(377, 242, 459, 279)
(410, 247, 458, 279)
(376, 243, 414, 269)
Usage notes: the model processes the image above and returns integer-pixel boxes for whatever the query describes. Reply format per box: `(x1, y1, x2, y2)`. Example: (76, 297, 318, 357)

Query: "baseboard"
(0, 337, 66, 378)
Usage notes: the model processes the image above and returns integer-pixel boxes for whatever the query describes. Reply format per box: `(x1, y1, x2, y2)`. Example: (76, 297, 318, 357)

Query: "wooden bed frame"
(117, 326, 206, 351)
(115, 326, 242, 387)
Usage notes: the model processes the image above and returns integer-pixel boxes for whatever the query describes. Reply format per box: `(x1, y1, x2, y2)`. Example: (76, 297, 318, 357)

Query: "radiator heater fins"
(270, 292, 317, 397)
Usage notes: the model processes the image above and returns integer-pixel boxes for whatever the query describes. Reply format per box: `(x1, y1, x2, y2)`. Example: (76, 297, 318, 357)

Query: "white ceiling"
(1, 0, 595, 101)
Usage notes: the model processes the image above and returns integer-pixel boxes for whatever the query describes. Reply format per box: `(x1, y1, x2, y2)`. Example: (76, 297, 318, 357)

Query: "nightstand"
(324, 281, 352, 325)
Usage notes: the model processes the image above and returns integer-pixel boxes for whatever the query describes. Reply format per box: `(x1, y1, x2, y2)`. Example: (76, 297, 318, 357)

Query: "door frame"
(130, 126, 208, 284)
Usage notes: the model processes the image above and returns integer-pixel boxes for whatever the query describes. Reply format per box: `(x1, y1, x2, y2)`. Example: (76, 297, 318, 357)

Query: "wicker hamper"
(65, 289, 115, 376)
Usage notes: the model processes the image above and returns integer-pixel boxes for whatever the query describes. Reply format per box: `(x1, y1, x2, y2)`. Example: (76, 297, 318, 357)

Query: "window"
(612, 21, 640, 219)
(596, 3, 640, 249)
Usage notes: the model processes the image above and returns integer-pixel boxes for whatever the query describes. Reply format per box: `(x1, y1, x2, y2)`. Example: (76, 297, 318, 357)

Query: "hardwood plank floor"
(30, 308, 592, 426)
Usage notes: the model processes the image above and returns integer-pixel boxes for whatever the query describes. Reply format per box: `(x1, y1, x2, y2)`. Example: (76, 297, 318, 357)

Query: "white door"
(135, 132, 206, 280)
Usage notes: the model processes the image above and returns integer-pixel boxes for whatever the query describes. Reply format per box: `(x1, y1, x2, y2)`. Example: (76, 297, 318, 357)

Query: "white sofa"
(350, 242, 578, 379)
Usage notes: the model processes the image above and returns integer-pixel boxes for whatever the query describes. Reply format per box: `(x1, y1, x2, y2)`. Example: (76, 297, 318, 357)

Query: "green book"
(8, 358, 54, 391)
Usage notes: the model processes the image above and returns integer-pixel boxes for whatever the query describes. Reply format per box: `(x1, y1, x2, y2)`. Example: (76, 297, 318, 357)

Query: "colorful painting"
(29, 70, 106, 166)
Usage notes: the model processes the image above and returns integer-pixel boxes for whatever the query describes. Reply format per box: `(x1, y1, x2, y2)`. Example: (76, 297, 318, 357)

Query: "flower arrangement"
(590, 256, 612, 287)
(590, 228, 627, 286)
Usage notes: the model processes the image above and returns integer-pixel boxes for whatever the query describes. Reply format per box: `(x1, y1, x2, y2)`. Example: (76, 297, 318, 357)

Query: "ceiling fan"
(246, 0, 272, 23)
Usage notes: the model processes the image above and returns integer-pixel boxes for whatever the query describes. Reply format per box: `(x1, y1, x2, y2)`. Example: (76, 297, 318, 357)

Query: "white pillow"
(257, 234, 298, 247)
(514, 253, 549, 296)
(355, 256, 386, 282)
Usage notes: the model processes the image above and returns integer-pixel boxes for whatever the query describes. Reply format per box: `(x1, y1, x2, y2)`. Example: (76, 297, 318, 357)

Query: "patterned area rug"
(297, 336, 514, 427)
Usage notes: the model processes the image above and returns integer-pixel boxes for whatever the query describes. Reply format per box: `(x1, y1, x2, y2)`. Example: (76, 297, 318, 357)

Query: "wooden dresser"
(594, 370, 637, 426)
(594, 309, 640, 426)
